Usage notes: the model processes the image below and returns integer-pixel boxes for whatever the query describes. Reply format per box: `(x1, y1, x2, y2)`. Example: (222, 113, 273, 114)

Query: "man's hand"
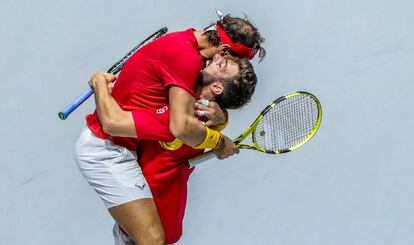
(213, 135, 239, 159)
(195, 100, 227, 127)
(108, 81, 115, 93)
(88, 72, 116, 89)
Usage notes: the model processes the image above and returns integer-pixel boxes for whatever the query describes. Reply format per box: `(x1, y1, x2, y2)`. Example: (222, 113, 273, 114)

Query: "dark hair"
(203, 14, 266, 62)
(215, 58, 257, 109)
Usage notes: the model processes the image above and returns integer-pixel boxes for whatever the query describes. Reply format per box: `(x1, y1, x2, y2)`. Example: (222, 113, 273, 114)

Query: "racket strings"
(255, 95, 319, 151)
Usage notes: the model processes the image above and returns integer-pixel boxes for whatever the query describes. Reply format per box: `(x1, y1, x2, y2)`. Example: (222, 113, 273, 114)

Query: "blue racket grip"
(58, 87, 94, 120)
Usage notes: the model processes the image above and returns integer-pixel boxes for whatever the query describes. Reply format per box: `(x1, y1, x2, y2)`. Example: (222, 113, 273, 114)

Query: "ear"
(210, 81, 224, 96)
(219, 44, 231, 55)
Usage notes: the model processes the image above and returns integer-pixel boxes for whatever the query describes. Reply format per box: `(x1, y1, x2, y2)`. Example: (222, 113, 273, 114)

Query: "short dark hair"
(203, 14, 266, 62)
(215, 58, 257, 109)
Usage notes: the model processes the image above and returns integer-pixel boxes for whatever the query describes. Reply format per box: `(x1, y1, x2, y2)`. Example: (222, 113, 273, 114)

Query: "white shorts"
(75, 128, 152, 209)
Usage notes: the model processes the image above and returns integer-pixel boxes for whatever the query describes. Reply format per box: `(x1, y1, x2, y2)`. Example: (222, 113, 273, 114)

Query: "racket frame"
(240, 91, 322, 154)
(186, 91, 322, 168)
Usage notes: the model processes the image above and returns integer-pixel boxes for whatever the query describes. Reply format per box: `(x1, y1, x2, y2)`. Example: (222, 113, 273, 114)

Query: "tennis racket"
(187, 91, 322, 168)
(58, 27, 168, 120)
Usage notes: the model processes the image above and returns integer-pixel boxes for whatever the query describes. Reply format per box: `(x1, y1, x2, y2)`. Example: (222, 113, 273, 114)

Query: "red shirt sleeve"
(131, 107, 175, 142)
(152, 51, 203, 97)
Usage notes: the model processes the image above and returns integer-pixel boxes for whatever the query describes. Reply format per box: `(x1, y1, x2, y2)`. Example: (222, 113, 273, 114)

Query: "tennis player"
(89, 52, 257, 244)
(76, 13, 264, 245)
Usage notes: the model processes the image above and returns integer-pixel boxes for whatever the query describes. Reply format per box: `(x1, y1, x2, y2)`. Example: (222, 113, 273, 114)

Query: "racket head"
(246, 91, 322, 154)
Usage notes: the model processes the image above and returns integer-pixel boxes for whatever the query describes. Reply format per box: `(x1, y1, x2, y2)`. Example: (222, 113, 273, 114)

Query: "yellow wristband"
(193, 127, 223, 149)
(159, 138, 184, 151)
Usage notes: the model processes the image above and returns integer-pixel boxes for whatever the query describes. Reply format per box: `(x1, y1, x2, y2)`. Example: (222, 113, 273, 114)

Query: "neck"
(196, 86, 202, 99)
(194, 30, 217, 60)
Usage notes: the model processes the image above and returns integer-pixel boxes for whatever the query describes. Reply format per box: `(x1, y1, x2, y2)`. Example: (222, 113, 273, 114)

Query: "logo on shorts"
(156, 106, 168, 114)
(135, 183, 146, 190)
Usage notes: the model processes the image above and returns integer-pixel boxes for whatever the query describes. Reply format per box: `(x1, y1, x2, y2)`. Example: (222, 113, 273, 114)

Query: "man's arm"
(88, 73, 137, 137)
(88, 72, 225, 141)
(168, 87, 206, 146)
(90, 72, 238, 158)
(168, 86, 239, 159)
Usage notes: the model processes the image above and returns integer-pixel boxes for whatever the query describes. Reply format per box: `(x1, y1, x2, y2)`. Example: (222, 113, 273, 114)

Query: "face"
(197, 54, 240, 100)
(203, 53, 239, 80)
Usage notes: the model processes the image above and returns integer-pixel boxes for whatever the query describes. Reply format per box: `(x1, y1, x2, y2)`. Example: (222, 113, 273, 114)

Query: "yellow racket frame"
(186, 91, 322, 168)
(234, 91, 322, 154)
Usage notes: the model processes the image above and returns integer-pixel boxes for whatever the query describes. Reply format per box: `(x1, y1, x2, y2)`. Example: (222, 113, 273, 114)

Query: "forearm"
(91, 79, 136, 137)
(169, 87, 207, 146)
(94, 84, 174, 140)
(93, 81, 116, 125)
(171, 114, 207, 146)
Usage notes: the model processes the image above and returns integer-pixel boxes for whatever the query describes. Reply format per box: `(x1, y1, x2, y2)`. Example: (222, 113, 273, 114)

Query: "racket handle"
(58, 27, 168, 120)
(58, 87, 93, 120)
(186, 150, 216, 168)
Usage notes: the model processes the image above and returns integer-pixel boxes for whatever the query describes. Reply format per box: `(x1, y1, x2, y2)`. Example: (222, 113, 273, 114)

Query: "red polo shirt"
(85, 28, 204, 150)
